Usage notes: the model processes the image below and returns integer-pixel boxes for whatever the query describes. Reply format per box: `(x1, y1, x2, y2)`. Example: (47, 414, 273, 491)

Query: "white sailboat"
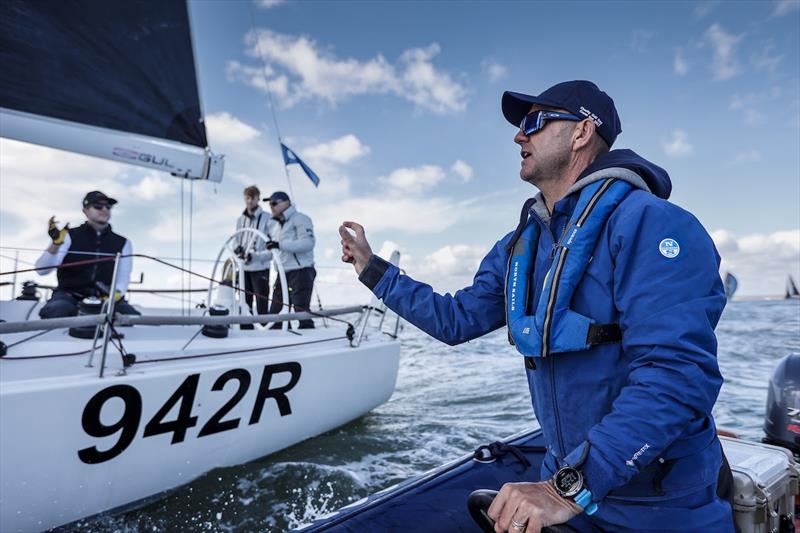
(724, 272, 738, 301)
(786, 275, 800, 300)
(0, 2, 400, 532)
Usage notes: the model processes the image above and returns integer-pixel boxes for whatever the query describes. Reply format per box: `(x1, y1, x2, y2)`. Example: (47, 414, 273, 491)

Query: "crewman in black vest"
(34, 191, 140, 319)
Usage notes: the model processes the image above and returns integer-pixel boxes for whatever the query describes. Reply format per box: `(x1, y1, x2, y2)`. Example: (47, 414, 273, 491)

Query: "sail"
(724, 272, 738, 300)
(0, 0, 223, 181)
(786, 276, 800, 299)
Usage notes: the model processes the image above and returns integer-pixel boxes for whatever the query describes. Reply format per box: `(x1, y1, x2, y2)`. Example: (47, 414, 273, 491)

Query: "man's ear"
(572, 119, 596, 151)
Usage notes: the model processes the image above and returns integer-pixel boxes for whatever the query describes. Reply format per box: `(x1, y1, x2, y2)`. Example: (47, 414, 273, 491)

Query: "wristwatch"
(552, 465, 598, 515)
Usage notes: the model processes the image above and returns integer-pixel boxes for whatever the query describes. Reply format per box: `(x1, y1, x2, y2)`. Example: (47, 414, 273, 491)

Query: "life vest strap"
(586, 323, 621, 345)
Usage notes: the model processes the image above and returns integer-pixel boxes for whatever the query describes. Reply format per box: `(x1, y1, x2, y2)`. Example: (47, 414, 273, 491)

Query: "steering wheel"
(467, 490, 580, 533)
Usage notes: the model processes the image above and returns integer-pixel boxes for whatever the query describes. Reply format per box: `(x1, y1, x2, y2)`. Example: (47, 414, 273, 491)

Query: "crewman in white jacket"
(264, 191, 316, 329)
(234, 185, 273, 328)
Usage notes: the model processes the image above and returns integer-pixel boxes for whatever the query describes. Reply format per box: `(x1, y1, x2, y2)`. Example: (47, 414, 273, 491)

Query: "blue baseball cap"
(502, 80, 622, 147)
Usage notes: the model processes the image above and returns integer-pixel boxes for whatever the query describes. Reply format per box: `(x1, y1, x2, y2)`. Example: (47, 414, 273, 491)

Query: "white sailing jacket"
(235, 206, 273, 271)
(271, 205, 315, 272)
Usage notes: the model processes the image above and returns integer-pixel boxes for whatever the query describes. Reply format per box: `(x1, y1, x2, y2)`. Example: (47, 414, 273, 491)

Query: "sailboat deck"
(0, 304, 365, 387)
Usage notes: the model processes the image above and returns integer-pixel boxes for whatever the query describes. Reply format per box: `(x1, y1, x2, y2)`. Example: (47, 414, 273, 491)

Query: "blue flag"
(280, 142, 320, 187)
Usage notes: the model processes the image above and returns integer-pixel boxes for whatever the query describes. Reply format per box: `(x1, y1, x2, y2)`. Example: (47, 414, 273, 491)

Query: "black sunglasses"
(91, 203, 113, 210)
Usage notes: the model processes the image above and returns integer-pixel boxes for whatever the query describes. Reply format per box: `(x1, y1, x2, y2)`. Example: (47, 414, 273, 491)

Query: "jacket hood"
(576, 148, 672, 199)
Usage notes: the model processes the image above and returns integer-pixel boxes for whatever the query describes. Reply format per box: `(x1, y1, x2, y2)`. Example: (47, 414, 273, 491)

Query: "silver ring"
(511, 518, 528, 530)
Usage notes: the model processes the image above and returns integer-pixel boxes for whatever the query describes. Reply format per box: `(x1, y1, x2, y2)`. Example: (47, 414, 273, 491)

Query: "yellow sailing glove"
(101, 291, 123, 303)
(48, 216, 69, 245)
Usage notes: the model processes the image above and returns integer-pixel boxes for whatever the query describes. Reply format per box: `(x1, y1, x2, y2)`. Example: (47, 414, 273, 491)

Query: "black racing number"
(249, 362, 302, 425)
(143, 374, 200, 444)
(198, 369, 251, 438)
(78, 385, 142, 464)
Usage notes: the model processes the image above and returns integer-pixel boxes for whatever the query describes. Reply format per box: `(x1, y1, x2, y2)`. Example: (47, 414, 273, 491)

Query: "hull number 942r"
(78, 362, 302, 464)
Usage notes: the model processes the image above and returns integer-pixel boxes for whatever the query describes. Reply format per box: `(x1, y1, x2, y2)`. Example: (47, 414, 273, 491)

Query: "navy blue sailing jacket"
(358, 149, 728, 528)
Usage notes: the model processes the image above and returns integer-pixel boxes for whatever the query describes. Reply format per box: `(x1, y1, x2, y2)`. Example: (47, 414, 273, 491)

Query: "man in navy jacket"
(339, 81, 733, 533)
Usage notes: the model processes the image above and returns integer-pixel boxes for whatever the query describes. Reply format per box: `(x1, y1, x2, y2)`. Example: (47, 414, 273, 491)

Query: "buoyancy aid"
(505, 178, 640, 357)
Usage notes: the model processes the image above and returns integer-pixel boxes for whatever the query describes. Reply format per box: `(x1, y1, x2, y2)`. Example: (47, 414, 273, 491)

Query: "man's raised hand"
(48, 216, 69, 245)
(339, 221, 373, 275)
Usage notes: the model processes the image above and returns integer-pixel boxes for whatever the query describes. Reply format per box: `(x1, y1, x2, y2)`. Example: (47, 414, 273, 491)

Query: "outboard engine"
(764, 353, 800, 459)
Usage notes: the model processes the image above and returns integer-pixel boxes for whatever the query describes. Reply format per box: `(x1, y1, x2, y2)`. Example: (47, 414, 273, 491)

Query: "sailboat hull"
(0, 330, 399, 532)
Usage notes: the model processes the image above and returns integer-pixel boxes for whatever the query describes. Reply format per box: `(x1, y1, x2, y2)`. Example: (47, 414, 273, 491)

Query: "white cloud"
(206, 112, 262, 144)
(316, 195, 462, 235)
(412, 244, 486, 278)
(630, 30, 656, 54)
(674, 49, 688, 75)
(481, 59, 507, 82)
(774, 0, 800, 16)
(0, 138, 130, 245)
(693, 1, 717, 19)
(729, 87, 781, 125)
(130, 175, 175, 201)
(705, 24, 743, 81)
(399, 44, 468, 114)
(256, 0, 285, 8)
(731, 150, 762, 164)
(662, 130, 694, 157)
(751, 43, 784, 74)
(380, 165, 445, 193)
(451, 160, 473, 182)
(303, 134, 370, 165)
(230, 29, 467, 114)
(711, 229, 800, 296)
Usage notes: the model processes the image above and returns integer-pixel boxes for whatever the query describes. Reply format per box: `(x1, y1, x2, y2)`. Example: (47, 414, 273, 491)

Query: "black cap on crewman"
(82, 191, 117, 207)
(502, 80, 622, 148)
(264, 191, 290, 203)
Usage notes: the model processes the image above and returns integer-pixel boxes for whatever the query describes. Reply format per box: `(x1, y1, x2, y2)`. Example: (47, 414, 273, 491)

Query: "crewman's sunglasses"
(91, 203, 113, 210)
(520, 110, 581, 136)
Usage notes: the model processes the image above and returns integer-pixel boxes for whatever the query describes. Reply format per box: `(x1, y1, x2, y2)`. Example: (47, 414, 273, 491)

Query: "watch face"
(554, 467, 583, 498)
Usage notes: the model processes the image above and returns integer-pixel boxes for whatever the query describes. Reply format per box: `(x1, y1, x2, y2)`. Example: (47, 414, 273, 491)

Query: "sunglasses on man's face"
(520, 110, 581, 136)
(91, 203, 113, 211)
(269, 200, 283, 206)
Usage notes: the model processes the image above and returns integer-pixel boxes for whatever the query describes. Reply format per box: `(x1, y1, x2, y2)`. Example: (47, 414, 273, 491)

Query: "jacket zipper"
(541, 179, 616, 459)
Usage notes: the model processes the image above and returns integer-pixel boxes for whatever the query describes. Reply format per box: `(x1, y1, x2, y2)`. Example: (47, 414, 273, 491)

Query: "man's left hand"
(266, 241, 280, 250)
(487, 481, 582, 533)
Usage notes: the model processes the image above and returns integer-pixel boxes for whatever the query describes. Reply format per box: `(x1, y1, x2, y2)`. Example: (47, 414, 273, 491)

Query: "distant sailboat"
(724, 272, 738, 301)
(785, 276, 800, 300)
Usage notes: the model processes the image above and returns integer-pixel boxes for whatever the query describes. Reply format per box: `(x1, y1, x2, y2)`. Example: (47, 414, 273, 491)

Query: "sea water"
(72, 299, 800, 532)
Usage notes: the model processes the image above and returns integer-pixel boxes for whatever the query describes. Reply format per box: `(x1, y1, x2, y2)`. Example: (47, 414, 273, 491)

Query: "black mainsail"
(0, 0, 223, 181)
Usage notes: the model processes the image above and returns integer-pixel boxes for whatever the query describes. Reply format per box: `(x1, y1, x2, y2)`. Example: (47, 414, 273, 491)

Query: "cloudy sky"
(1, 0, 798, 305)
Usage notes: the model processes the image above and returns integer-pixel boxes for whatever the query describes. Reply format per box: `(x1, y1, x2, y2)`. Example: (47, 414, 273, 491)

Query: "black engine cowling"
(763, 353, 800, 458)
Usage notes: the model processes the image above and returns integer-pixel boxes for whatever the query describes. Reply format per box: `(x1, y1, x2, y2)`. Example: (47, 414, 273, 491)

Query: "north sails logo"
(579, 106, 603, 127)
(510, 260, 519, 311)
(625, 443, 650, 467)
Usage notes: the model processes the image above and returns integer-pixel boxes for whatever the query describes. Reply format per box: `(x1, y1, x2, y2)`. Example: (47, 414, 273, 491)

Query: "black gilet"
(57, 222, 127, 296)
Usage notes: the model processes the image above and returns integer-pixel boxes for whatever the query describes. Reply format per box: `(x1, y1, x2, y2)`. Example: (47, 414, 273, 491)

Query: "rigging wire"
(189, 178, 194, 308)
(247, 3, 294, 198)
(0, 254, 355, 327)
(180, 177, 185, 316)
